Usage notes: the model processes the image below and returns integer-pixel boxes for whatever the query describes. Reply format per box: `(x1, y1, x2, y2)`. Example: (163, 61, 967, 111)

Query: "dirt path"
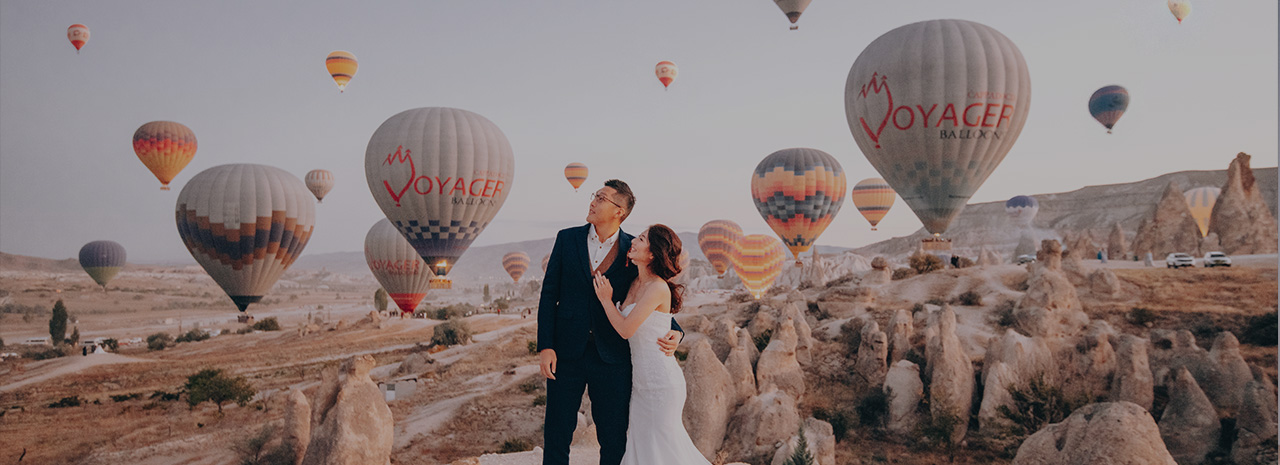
(0, 352, 154, 393)
(394, 364, 539, 449)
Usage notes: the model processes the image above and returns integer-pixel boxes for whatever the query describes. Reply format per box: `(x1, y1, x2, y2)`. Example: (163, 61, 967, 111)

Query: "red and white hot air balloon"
(655, 61, 678, 90)
(67, 24, 89, 53)
(365, 219, 432, 315)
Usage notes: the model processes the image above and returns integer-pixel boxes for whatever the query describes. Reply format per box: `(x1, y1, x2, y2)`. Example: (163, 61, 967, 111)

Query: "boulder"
(725, 339, 758, 407)
(1013, 240, 1088, 338)
(978, 361, 1017, 434)
(1013, 402, 1176, 465)
(682, 339, 734, 461)
(983, 329, 1055, 386)
(1131, 181, 1204, 258)
(1231, 375, 1280, 465)
(770, 417, 837, 465)
(747, 310, 777, 340)
(1060, 322, 1118, 400)
(301, 355, 394, 465)
(756, 318, 805, 401)
(886, 308, 914, 364)
(1208, 153, 1279, 255)
(710, 319, 740, 362)
(883, 360, 923, 438)
(284, 389, 311, 465)
(925, 305, 973, 443)
(853, 321, 888, 388)
(1036, 238, 1063, 271)
(396, 352, 435, 376)
(1158, 368, 1221, 465)
(1111, 335, 1155, 411)
(866, 257, 892, 285)
(1088, 268, 1123, 297)
(1108, 222, 1130, 260)
(725, 389, 802, 464)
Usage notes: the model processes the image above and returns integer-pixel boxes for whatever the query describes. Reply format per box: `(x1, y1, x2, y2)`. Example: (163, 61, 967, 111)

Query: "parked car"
(1165, 253, 1195, 268)
(1203, 251, 1232, 267)
(1016, 254, 1037, 264)
(20, 337, 50, 346)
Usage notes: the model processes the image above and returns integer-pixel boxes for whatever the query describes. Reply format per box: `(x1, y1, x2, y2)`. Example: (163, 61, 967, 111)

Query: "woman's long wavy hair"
(644, 224, 685, 314)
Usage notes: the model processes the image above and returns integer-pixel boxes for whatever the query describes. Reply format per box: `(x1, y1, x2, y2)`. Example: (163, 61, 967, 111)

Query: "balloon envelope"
(655, 61, 678, 88)
(326, 51, 358, 92)
(133, 121, 197, 190)
(698, 220, 744, 276)
(79, 240, 125, 288)
(1183, 186, 1219, 237)
(364, 107, 516, 287)
(750, 148, 846, 261)
(564, 163, 588, 190)
(850, 178, 895, 230)
(1168, 0, 1191, 23)
(67, 24, 89, 52)
(365, 219, 432, 314)
(1089, 85, 1129, 133)
(175, 164, 315, 311)
(541, 253, 551, 273)
(503, 252, 531, 283)
(1005, 195, 1039, 226)
(734, 234, 786, 299)
(773, 0, 812, 29)
(305, 169, 335, 203)
(845, 19, 1032, 235)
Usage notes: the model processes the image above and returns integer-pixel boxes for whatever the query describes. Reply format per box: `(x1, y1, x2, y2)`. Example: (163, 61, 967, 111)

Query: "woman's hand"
(592, 272, 613, 304)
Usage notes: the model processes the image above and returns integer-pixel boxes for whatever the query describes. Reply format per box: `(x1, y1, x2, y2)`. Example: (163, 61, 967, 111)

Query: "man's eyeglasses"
(591, 192, 622, 208)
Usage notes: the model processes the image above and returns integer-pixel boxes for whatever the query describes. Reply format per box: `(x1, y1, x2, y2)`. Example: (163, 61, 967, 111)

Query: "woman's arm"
(593, 274, 668, 339)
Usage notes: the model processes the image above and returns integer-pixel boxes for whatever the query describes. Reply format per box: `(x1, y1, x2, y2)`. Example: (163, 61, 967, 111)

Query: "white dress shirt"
(587, 226, 619, 271)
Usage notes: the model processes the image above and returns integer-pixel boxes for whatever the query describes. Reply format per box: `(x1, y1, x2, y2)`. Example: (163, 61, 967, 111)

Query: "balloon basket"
(160, 185, 171, 191)
(429, 277, 452, 290)
(790, 25, 799, 30)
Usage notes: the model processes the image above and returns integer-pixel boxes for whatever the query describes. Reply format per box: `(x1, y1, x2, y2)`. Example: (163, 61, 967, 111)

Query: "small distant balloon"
(503, 252, 531, 283)
(305, 169, 335, 203)
(564, 163, 588, 191)
(133, 121, 197, 190)
(1183, 187, 1219, 237)
(1089, 86, 1129, 134)
(67, 24, 89, 53)
(655, 61, 678, 89)
(773, 0, 812, 30)
(326, 51, 358, 93)
(850, 178, 895, 231)
(1005, 195, 1039, 227)
(79, 240, 125, 290)
(1168, 0, 1191, 23)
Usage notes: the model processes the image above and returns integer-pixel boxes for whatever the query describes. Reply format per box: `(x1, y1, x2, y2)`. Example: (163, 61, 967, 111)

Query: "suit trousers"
(543, 339, 632, 465)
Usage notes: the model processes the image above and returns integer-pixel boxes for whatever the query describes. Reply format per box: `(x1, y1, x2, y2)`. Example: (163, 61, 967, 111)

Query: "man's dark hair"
(604, 179, 636, 221)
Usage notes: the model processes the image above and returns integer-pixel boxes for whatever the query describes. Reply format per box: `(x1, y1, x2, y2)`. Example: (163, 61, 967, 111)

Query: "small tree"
(147, 332, 173, 351)
(251, 317, 281, 331)
(374, 288, 389, 313)
(185, 368, 255, 413)
(101, 338, 119, 351)
(483, 284, 491, 304)
(783, 427, 815, 465)
(69, 326, 80, 346)
(49, 300, 68, 346)
(493, 297, 510, 311)
(909, 253, 945, 275)
(431, 317, 473, 346)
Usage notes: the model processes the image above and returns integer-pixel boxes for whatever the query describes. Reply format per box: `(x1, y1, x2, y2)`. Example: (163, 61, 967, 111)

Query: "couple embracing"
(537, 179, 711, 465)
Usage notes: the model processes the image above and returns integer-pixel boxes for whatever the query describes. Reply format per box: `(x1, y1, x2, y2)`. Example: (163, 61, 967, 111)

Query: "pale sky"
(1, 1, 1276, 262)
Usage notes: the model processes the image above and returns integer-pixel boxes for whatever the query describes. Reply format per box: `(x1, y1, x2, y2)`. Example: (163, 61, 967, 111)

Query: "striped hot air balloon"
(326, 51, 358, 92)
(773, 0, 813, 30)
(1183, 187, 1220, 237)
(1168, 0, 1191, 23)
(503, 252, 531, 283)
(655, 61, 678, 89)
(564, 163, 588, 191)
(541, 253, 551, 273)
(733, 234, 786, 299)
(1089, 86, 1129, 134)
(79, 240, 125, 290)
(365, 219, 432, 315)
(133, 121, 197, 190)
(305, 169, 335, 203)
(750, 148, 846, 263)
(1005, 195, 1039, 227)
(175, 164, 315, 312)
(67, 24, 89, 53)
(698, 220, 743, 276)
(850, 178, 895, 230)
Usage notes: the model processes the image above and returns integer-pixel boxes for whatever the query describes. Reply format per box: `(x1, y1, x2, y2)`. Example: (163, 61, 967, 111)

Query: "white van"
(21, 337, 50, 346)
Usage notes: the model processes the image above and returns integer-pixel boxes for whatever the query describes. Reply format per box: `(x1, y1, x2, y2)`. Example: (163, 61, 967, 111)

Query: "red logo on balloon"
(858, 73, 893, 149)
(383, 146, 415, 207)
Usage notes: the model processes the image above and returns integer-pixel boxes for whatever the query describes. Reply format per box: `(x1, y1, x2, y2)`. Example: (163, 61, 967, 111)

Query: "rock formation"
(1208, 153, 1279, 254)
(883, 360, 923, 437)
(801, 252, 828, 289)
(1012, 240, 1088, 338)
(1131, 181, 1204, 257)
(925, 305, 973, 443)
(1060, 322, 1117, 400)
(284, 389, 311, 465)
(301, 355, 394, 465)
(865, 256, 892, 285)
(853, 321, 888, 388)
(396, 352, 435, 376)
(725, 389, 801, 464)
(1013, 402, 1176, 465)
(1087, 268, 1122, 297)
(725, 338, 758, 407)
(710, 319, 740, 362)
(738, 328, 760, 366)
(983, 328, 1055, 386)
(1108, 222, 1129, 260)
(756, 318, 805, 401)
(1110, 335, 1155, 411)
(1205, 331, 1255, 415)
(682, 339, 734, 461)
(1158, 368, 1221, 465)
(1149, 330, 1254, 415)
(886, 308, 914, 364)
(780, 303, 813, 366)
(978, 361, 1017, 434)
(1231, 374, 1279, 465)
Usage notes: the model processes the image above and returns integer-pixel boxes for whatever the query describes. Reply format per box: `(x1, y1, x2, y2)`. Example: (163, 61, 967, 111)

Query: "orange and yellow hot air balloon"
(67, 24, 89, 53)
(733, 234, 786, 299)
(850, 178, 895, 231)
(133, 121, 197, 190)
(655, 61, 678, 89)
(503, 252, 531, 283)
(326, 51, 358, 93)
(564, 163, 588, 191)
(750, 148, 846, 264)
(698, 220, 743, 276)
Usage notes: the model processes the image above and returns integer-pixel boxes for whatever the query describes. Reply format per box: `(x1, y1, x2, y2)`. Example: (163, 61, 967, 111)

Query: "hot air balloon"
(655, 61, 678, 89)
(845, 20, 1032, 236)
(698, 220, 744, 276)
(133, 121, 197, 190)
(326, 51, 358, 92)
(365, 219, 432, 315)
(365, 107, 515, 290)
(773, 0, 812, 30)
(1168, 0, 1191, 23)
(751, 148, 846, 264)
(850, 178, 895, 231)
(1005, 195, 1039, 227)
(1089, 86, 1129, 134)
(1183, 186, 1219, 237)
(79, 240, 125, 290)
(67, 24, 89, 53)
(564, 163, 588, 191)
(541, 253, 551, 273)
(503, 252, 531, 283)
(175, 164, 315, 312)
(305, 169, 335, 203)
(733, 234, 786, 299)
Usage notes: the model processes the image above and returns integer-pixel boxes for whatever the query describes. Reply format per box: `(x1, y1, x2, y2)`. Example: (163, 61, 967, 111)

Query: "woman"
(592, 224, 711, 464)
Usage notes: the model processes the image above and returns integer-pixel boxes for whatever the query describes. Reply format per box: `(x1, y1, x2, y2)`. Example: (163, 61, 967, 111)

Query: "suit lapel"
(605, 230, 632, 276)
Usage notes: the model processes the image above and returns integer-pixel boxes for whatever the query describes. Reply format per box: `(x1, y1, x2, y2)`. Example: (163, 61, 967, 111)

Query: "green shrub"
(147, 332, 173, 351)
(176, 328, 211, 343)
(910, 302, 926, 314)
(953, 257, 976, 269)
(674, 350, 688, 362)
(500, 438, 533, 454)
(49, 300, 68, 347)
(837, 319, 865, 353)
(857, 390, 890, 428)
(1240, 312, 1278, 346)
(234, 326, 254, 335)
(151, 390, 182, 402)
(782, 427, 815, 465)
(954, 291, 983, 306)
(1126, 307, 1159, 326)
(891, 267, 917, 281)
(925, 297, 945, 307)
(432, 303, 477, 320)
(519, 379, 541, 394)
(231, 425, 297, 465)
(811, 407, 853, 442)
(101, 338, 119, 351)
(431, 318, 472, 346)
(27, 346, 67, 360)
(753, 329, 773, 353)
(493, 297, 510, 311)
(185, 369, 255, 413)
(909, 253, 945, 275)
(991, 300, 1017, 328)
(916, 410, 963, 455)
(48, 396, 82, 408)
(110, 393, 143, 402)
(825, 274, 856, 288)
(251, 317, 280, 332)
(996, 375, 1088, 437)
(532, 394, 547, 406)
(527, 340, 538, 356)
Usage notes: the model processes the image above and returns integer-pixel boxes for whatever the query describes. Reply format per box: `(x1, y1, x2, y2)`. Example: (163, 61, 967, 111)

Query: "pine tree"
(49, 300, 68, 346)
(374, 288, 389, 312)
(783, 427, 815, 465)
(483, 284, 491, 304)
(69, 327, 80, 346)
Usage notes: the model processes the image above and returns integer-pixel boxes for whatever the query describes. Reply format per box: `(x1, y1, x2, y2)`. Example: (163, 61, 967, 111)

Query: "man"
(537, 179, 683, 465)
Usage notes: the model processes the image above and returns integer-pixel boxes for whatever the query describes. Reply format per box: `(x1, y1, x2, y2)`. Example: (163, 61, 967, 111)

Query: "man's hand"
(657, 330, 683, 356)
(539, 348, 558, 380)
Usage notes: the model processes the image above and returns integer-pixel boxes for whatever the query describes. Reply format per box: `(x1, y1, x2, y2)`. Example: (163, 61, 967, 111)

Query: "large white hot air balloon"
(175, 164, 315, 312)
(364, 107, 516, 289)
(365, 219, 432, 315)
(845, 19, 1031, 236)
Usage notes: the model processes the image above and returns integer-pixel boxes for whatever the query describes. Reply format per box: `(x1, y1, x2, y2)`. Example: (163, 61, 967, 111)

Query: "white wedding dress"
(619, 303, 712, 465)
